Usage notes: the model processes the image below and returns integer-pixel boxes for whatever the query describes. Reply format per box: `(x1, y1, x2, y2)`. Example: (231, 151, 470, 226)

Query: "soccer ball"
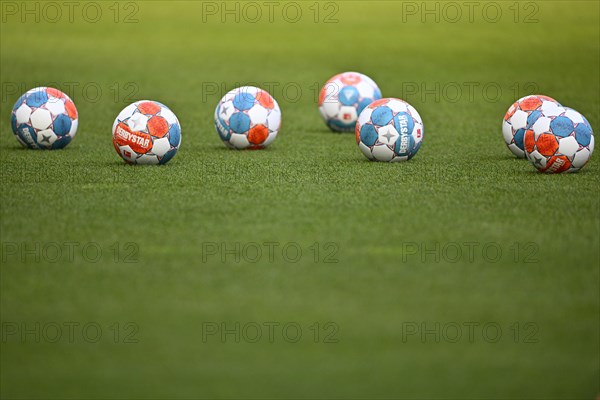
(11, 87, 78, 149)
(318, 72, 382, 132)
(355, 98, 424, 162)
(524, 106, 594, 173)
(112, 100, 181, 165)
(214, 86, 281, 149)
(502, 95, 561, 158)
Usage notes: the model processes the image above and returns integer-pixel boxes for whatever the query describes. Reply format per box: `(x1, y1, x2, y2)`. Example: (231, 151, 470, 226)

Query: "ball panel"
(69, 119, 79, 138)
(508, 143, 525, 158)
(358, 141, 374, 160)
(339, 86, 359, 106)
(233, 92, 255, 111)
(230, 112, 251, 134)
(558, 136, 579, 158)
(248, 125, 268, 145)
(536, 134, 559, 157)
(136, 154, 160, 165)
(572, 148, 591, 168)
(147, 116, 169, 138)
(575, 123, 592, 146)
(263, 131, 278, 147)
(550, 116, 574, 137)
(152, 137, 171, 157)
(160, 148, 178, 164)
(25, 90, 48, 108)
(360, 124, 378, 146)
(30, 108, 52, 130)
(15, 104, 33, 125)
(126, 113, 149, 132)
(45, 99, 66, 115)
(52, 114, 72, 136)
(248, 104, 269, 124)
(267, 109, 281, 132)
(543, 155, 571, 173)
(229, 133, 250, 149)
(168, 124, 181, 147)
(357, 107, 373, 127)
(36, 129, 57, 147)
(137, 101, 161, 115)
(509, 109, 528, 130)
(64, 99, 78, 119)
(532, 117, 551, 136)
(338, 106, 357, 124)
(371, 106, 393, 126)
(371, 144, 395, 162)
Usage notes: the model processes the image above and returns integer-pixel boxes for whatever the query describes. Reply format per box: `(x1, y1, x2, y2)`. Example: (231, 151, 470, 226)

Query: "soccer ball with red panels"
(214, 86, 281, 149)
(11, 87, 78, 149)
(502, 95, 562, 158)
(524, 106, 594, 173)
(112, 100, 181, 165)
(355, 98, 424, 162)
(319, 72, 382, 132)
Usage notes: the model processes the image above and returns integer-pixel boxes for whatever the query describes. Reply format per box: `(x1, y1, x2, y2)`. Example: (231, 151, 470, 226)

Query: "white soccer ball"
(318, 72, 382, 132)
(214, 86, 281, 149)
(355, 98, 424, 162)
(112, 100, 181, 165)
(524, 106, 594, 173)
(11, 87, 78, 149)
(502, 95, 561, 158)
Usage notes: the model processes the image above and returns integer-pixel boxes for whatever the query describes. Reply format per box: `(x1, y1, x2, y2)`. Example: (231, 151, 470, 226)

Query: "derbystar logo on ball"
(112, 100, 182, 165)
(114, 123, 152, 153)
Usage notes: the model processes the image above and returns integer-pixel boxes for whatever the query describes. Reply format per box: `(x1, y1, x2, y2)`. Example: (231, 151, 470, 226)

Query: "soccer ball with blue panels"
(318, 72, 382, 132)
(524, 106, 594, 173)
(355, 98, 424, 162)
(214, 86, 281, 149)
(112, 100, 181, 165)
(11, 87, 78, 149)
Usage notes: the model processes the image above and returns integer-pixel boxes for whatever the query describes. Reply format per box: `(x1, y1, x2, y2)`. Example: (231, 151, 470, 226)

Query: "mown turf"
(1, 1, 599, 399)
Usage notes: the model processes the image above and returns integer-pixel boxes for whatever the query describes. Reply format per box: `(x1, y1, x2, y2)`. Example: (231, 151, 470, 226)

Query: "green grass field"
(1, 1, 599, 398)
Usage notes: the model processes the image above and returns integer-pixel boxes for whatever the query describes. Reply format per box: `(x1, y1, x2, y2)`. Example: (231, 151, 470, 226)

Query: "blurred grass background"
(1, 1, 599, 398)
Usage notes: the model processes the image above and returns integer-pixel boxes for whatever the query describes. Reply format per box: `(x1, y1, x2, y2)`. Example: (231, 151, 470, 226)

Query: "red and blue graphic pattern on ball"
(112, 100, 181, 165)
(502, 95, 561, 158)
(11, 87, 78, 150)
(524, 106, 594, 173)
(319, 72, 382, 132)
(214, 86, 281, 149)
(355, 98, 424, 162)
